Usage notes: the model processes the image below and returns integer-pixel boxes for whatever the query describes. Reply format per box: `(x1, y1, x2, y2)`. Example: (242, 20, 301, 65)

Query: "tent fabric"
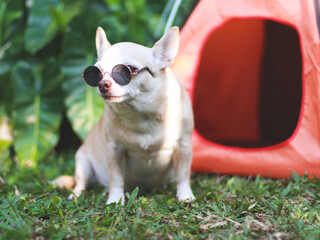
(172, 0, 320, 178)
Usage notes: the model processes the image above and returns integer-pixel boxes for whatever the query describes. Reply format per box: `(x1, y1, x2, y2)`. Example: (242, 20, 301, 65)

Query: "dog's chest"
(113, 117, 177, 174)
(126, 146, 174, 170)
(118, 121, 177, 171)
(124, 145, 175, 189)
(108, 110, 178, 150)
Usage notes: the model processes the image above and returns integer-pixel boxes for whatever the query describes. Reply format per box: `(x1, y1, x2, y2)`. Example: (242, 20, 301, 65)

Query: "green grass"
(1, 152, 320, 239)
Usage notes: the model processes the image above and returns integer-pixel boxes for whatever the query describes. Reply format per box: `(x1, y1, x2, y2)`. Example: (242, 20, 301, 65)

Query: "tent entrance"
(193, 19, 302, 148)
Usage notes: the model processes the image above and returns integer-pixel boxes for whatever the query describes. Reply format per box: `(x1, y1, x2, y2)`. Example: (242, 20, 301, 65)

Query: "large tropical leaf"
(124, 0, 149, 45)
(49, 0, 85, 32)
(0, 0, 25, 147)
(0, 0, 24, 95)
(0, 0, 24, 47)
(24, 0, 59, 53)
(12, 61, 63, 166)
(61, 15, 105, 140)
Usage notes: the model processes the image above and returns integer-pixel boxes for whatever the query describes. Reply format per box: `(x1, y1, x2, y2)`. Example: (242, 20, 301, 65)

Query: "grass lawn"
(1, 151, 320, 239)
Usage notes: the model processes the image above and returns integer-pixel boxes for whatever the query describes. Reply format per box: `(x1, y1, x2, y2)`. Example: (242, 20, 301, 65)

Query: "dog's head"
(90, 27, 179, 103)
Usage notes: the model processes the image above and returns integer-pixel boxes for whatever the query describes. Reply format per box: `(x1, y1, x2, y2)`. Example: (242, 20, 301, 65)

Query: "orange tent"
(172, 0, 320, 178)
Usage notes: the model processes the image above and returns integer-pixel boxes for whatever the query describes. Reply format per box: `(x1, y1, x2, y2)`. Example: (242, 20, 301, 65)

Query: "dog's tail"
(50, 175, 75, 190)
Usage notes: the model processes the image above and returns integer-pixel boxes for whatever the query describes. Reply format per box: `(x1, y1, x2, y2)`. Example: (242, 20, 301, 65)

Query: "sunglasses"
(82, 64, 153, 87)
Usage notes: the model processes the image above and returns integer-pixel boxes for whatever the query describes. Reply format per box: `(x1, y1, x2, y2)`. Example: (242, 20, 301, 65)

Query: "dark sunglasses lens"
(112, 65, 131, 86)
(83, 66, 102, 87)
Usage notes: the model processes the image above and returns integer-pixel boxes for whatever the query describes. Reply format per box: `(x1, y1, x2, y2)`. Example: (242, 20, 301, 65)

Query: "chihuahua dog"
(53, 26, 195, 204)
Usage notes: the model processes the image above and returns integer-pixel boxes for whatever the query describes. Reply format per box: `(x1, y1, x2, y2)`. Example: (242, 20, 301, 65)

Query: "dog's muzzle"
(98, 80, 112, 93)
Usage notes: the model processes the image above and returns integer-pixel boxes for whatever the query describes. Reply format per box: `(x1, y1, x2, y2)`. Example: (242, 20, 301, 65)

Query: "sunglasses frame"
(82, 64, 154, 87)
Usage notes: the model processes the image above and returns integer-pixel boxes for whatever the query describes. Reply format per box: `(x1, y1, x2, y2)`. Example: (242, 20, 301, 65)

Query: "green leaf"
(254, 174, 261, 187)
(211, 202, 222, 215)
(126, 187, 139, 209)
(12, 61, 63, 166)
(281, 182, 292, 197)
(24, 0, 59, 53)
(291, 171, 302, 183)
(125, 0, 148, 44)
(0, 0, 24, 46)
(0, 0, 24, 78)
(49, 0, 84, 32)
(61, 16, 104, 140)
(47, 196, 62, 209)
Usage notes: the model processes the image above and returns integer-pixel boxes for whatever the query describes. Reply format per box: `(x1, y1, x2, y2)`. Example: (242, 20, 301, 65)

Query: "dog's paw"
(177, 191, 195, 202)
(67, 185, 84, 201)
(177, 184, 195, 202)
(106, 191, 125, 205)
(67, 193, 74, 201)
(50, 175, 75, 190)
(67, 190, 83, 201)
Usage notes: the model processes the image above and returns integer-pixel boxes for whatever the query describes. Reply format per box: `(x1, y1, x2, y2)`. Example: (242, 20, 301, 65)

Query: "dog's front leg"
(173, 137, 195, 202)
(106, 142, 125, 205)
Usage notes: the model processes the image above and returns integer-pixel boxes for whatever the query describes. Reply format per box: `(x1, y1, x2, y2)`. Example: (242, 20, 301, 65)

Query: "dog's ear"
(96, 27, 111, 60)
(152, 27, 180, 69)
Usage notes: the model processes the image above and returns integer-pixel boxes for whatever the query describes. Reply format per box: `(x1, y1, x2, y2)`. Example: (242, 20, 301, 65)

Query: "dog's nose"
(98, 80, 112, 93)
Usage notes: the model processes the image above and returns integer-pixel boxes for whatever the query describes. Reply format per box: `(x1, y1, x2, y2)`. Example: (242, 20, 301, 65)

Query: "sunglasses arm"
(137, 67, 154, 78)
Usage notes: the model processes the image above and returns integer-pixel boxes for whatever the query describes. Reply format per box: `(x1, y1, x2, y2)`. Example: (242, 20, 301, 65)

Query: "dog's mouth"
(101, 94, 128, 102)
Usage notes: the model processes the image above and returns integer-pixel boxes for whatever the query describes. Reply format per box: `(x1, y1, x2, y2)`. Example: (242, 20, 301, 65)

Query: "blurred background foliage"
(0, 0, 198, 168)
